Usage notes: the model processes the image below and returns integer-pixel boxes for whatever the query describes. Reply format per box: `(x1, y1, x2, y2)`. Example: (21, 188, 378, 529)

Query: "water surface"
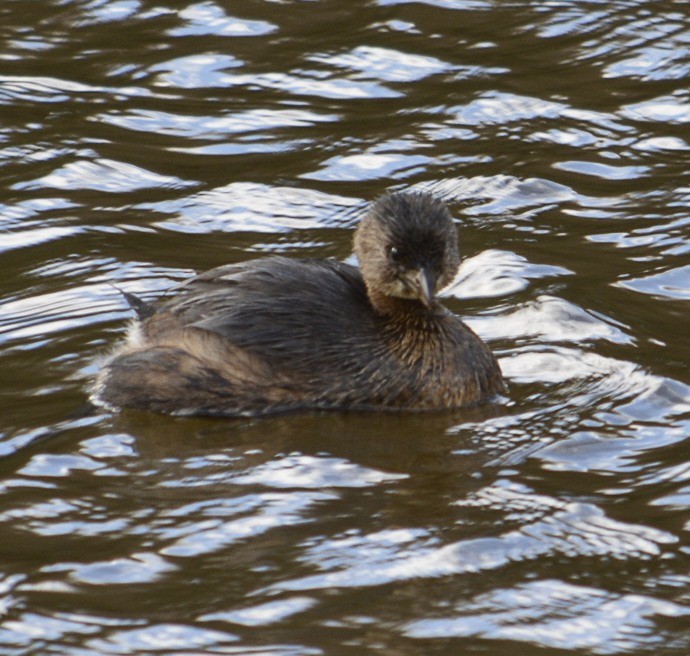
(1, 1, 689, 654)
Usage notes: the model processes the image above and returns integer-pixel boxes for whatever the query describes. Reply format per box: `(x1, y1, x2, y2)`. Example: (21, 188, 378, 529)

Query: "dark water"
(1, 0, 689, 654)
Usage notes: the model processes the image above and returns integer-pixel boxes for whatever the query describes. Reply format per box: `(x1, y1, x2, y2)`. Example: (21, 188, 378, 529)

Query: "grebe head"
(354, 191, 460, 313)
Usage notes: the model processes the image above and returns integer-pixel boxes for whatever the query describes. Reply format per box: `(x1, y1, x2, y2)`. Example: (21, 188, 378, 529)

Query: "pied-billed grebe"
(92, 191, 504, 416)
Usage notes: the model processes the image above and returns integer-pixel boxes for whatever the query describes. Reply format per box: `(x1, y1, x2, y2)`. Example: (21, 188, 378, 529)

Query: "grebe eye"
(389, 246, 403, 262)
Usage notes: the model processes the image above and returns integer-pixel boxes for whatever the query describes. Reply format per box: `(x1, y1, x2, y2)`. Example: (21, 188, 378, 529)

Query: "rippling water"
(1, 1, 689, 654)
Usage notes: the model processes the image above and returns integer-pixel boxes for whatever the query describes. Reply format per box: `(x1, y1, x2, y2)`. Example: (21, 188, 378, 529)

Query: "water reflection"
(404, 579, 690, 654)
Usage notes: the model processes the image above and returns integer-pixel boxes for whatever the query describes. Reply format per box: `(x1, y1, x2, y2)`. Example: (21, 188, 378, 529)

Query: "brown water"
(1, 1, 689, 654)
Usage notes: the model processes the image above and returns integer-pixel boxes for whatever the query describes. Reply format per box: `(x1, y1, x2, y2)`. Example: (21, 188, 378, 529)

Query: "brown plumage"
(92, 191, 504, 416)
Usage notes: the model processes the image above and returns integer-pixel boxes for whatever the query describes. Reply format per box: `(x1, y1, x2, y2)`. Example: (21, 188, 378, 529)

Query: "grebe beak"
(406, 267, 436, 309)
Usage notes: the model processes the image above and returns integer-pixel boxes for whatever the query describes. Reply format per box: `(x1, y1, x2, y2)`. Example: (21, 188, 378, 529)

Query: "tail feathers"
(111, 286, 156, 320)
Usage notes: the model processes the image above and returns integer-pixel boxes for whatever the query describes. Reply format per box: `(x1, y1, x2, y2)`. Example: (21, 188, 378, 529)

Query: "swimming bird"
(92, 191, 504, 416)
